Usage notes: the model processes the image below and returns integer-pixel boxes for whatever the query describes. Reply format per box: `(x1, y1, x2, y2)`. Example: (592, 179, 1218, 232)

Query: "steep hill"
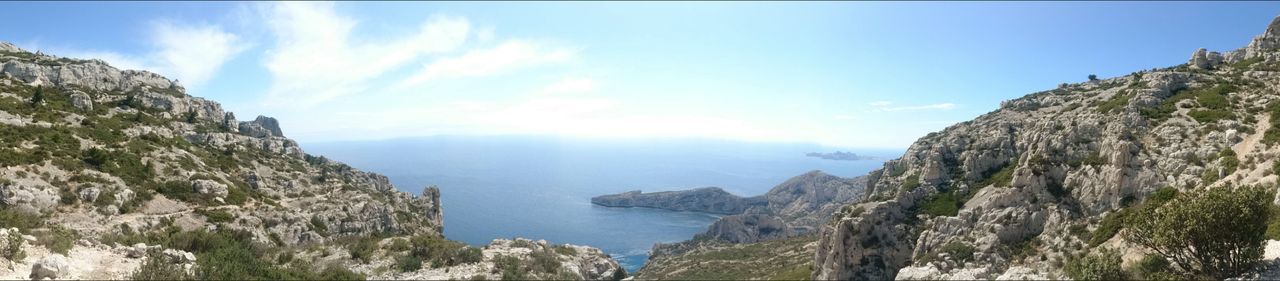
(814, 15, 1280, 280)
(0, 42, 624, 280)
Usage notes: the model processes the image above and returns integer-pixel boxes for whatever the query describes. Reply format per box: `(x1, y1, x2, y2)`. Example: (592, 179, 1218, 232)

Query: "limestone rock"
(239, 115, 284, 138)
(191, 179, 229, 198)
(697, 214, 792, 244)
(69, 91, 92, 111)
(29, 254, 70, 280)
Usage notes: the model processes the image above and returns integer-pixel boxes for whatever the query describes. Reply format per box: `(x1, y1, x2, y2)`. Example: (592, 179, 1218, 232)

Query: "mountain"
(592, 170, 868, 279)
(0, 42, 624, 280)
(812, 15, 1280, 280)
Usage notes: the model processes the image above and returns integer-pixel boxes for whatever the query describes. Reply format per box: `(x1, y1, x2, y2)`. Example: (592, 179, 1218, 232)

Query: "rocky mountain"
(812, 15, 1280, 280)
(606, 171, 866, 278)
(0, 42, 624, 280)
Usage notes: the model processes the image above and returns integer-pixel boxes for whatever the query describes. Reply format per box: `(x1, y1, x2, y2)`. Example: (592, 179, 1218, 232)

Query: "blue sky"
(3, 2, 1279, 148)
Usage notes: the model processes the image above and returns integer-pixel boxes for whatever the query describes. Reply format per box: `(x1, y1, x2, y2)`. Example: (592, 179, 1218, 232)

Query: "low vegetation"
(1064, 249, 1126, 280)
(1124, 185, 1271, 279)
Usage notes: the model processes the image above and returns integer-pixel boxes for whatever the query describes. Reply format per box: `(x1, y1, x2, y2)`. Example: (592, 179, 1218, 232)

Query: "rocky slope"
(622, 171, 866, 278)
(813, 15, 1280, 280)
(0, 42, 624, 280)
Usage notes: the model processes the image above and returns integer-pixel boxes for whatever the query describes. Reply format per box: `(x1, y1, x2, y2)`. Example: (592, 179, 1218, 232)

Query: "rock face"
(697, 214, 792, 244)
(239, 115, 284, 138)
(591, 187, 764, 215)
(813, 14, 1280, 280)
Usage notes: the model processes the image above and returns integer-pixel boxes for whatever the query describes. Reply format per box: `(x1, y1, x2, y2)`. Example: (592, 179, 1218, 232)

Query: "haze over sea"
(303, 136, 897, 271)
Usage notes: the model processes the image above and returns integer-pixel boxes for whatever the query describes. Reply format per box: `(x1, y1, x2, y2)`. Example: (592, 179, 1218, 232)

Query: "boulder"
(192, 179, 229, 198)
(69, 91, 92, 111)
(29, 254, 70, 280)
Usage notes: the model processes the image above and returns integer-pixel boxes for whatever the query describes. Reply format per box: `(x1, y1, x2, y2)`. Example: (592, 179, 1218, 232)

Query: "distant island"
(805, 151, 874, 161)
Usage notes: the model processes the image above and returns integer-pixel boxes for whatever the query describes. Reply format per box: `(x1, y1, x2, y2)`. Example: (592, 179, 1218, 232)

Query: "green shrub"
(494, 254, 527, 280)
(553, 245, 576, 256)
(1064, 249, 1125, 280)
(901, 174, 921, 190)
(1188, 109, 1234, 123)
(346, 237, 379, 263)
(530, 249, 561, 274)
(1124, 185, 1271, 279)
(1090, 209, 1129, 247)
(920, 190, 959, 217)
(198, 209, 234, 224)
(978, 160, 1017, 187)
(131, 253, 193, 280)
(36, 226, 78, 255)
(1096, 93, 1131, 114)
(395, 254, 423, 272)
(2, 230, 24, 260)
(1131, 254, 1173, 280)
(940, 241, 975, 263)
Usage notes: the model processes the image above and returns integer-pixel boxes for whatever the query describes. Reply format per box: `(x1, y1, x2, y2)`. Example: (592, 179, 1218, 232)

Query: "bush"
(0, 209, 42, 231)
(1089, 209, 1129, 247)
(530, 249, 561, 274)
(940, 241, 975, 263)
(1124, 185, 1271, 279)
(395, 254, 423, 272)
(1132, 254, 1174, 280)
(920, 191, 959, 217)
(346, 237, 379, 263)
(494, 254, 527, 280)
(131, 253, 193, 280)
(35, 226, 77, 255)
(1064, 249, 1125, 280)
(3, 230, 24, 260)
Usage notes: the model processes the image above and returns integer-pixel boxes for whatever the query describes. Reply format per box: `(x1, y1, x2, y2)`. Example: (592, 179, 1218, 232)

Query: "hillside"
(813, 15, 1280, 280)
(0, 42, 624, 280)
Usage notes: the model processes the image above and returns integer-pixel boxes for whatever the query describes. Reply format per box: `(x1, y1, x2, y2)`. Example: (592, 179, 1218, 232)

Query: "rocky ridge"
(812, 15, 1280, 280)
(0, 42, 624, 280)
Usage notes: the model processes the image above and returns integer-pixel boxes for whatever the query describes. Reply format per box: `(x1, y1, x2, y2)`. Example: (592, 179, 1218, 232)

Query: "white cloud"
(261, 2, 471, 106)
(541, 76, 597, 94)
(150, 21, 245, 86)
(871, 102, 957, 112)
(869, 101, 892, 107)
(397, 40, 576, 89)
(40, 22, 243, 88)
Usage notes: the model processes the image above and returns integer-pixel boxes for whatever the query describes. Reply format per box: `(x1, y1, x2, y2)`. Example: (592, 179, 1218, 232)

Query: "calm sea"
(302, 136, 897, 271)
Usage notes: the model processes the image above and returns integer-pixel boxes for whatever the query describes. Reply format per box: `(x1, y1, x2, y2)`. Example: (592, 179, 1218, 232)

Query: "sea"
(302, 136, 898, 271)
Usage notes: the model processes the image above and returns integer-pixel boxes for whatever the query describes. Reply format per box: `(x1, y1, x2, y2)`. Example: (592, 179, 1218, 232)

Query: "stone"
(1190, 48, 1213, 69)
(29, 254, 70, 280)
(239, 115, 284, 138)
(69, 91, 92, 111)
(162, 248, 196, 264)
(191, 179, 229, 198)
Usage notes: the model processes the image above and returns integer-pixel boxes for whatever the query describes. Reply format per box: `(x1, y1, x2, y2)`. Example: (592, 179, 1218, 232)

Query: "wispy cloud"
(869, 101, 957, 112)
(150, 21, 245, 86)
(40, 21, 244, 88)
(261, 2, 471, 106)
(397, 40, 576, 89)
(540, 76, 597, 94)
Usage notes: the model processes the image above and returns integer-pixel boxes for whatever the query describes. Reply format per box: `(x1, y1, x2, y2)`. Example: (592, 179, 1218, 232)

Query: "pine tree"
(30, 86, 44, 106)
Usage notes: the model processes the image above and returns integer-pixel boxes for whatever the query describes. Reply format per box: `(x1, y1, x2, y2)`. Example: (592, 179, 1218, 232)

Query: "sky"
(2, 2, 1279, 148)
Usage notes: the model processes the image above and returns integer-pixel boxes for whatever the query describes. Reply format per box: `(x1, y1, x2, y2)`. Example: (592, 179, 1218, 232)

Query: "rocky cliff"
(0, 42, 624, 280)
(813, 15, 1280, 280)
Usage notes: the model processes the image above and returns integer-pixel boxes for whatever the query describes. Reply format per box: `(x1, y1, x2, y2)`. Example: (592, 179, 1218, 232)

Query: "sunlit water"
(303, 136, 897, 271)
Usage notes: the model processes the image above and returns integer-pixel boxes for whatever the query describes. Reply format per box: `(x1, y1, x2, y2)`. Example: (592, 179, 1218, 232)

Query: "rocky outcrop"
(591, 187, 764, 215)
(696, 214, 792, 244)
(814, 14, 1280, 280)
(239, 115, 284, 138)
